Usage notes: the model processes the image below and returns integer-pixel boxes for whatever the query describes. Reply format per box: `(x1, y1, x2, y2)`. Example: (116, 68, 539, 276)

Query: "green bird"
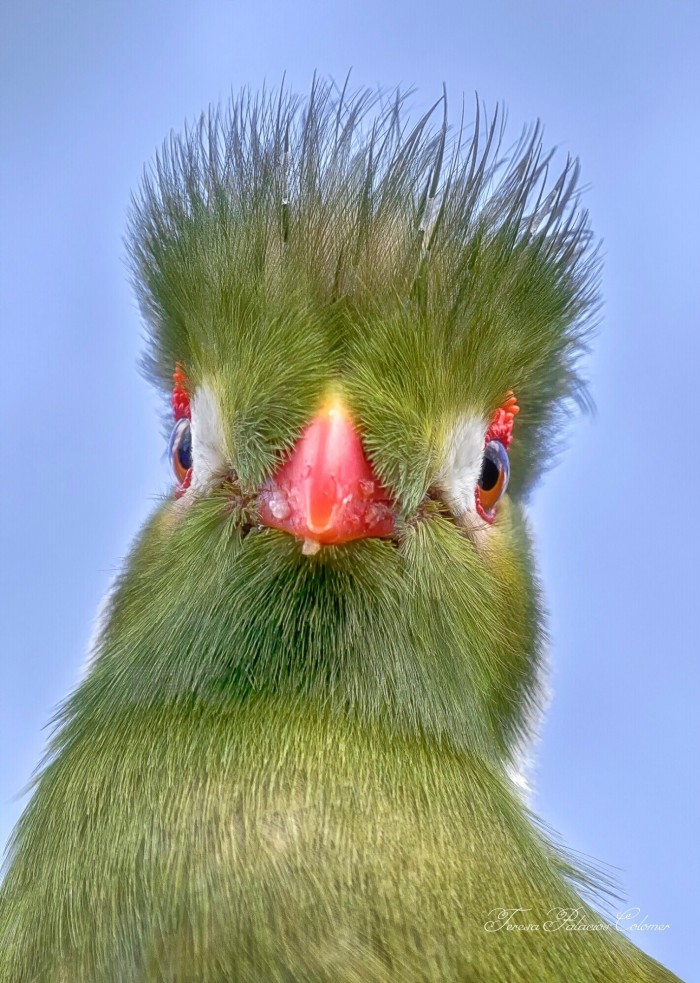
(0, 80, 681, 982)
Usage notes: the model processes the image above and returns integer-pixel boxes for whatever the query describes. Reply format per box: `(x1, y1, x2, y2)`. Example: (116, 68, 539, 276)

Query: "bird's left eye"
(475, 439, 510, 522)
(168, 418, 192, 486)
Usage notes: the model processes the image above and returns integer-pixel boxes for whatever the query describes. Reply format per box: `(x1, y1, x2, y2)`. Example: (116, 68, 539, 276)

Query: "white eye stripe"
(189, 384, 228, 491)
(437, 414, 489, 520)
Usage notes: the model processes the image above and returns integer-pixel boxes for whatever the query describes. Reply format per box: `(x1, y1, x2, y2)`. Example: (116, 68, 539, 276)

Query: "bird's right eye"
(475, 439, 510, 522)
(168, 418, 192, 487)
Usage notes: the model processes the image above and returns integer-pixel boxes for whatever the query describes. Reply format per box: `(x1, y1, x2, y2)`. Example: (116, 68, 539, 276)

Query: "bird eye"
(476, 439, 510, 521)
(168, 418, 192, 486)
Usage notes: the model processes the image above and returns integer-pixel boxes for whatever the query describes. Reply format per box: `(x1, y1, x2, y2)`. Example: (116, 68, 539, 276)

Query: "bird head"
(98, 80, 597, 770)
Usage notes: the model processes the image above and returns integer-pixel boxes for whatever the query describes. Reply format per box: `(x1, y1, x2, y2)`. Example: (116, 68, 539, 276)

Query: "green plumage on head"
(0, 78, 680, 982)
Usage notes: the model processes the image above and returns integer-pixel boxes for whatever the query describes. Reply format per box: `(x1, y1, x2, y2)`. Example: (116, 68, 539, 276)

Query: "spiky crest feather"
(129, 77, 598, 503)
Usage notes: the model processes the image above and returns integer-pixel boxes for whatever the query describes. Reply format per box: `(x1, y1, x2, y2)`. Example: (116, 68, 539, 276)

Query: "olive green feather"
(0, 79, 680, 982)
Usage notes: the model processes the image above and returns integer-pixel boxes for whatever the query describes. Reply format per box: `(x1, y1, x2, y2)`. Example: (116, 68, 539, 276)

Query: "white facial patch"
(436, 414, 489, 522)
(189, 383, 228, 492)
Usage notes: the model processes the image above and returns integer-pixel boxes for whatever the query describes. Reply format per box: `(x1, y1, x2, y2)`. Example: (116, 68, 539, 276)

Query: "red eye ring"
(171, 362, 192, 496)
(475, 393, 518, 523)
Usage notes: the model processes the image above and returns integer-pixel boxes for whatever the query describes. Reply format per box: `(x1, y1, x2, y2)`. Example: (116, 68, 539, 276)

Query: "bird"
(0, 79, 681, 982)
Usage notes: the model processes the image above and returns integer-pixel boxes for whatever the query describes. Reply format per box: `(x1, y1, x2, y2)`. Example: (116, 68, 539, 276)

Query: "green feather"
(0, 79, 680, 982)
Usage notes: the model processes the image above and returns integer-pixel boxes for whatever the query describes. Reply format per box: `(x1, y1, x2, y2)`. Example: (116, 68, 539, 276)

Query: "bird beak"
(258, 398, 395, 548)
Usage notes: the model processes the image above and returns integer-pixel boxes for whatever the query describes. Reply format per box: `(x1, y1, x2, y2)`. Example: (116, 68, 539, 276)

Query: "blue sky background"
(1, 2, 697, 978)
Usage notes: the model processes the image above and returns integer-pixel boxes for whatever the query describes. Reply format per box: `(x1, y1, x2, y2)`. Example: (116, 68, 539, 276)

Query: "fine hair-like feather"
(0, 79, 680, 983)
(129, 77, 599, 502)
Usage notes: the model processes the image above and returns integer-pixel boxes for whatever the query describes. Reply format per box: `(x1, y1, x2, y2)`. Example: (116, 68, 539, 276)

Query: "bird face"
(172, 384, 513, 548)
(111, 82, 596, 773)
(101, 316, 540, 773)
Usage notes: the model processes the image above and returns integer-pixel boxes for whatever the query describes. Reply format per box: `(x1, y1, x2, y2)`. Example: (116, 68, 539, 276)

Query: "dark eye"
(476, 439, 510, 521)
(168, 418, 192, 485)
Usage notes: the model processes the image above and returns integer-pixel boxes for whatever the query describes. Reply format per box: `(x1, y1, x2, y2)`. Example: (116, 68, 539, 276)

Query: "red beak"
(258, 399, 395, 546)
